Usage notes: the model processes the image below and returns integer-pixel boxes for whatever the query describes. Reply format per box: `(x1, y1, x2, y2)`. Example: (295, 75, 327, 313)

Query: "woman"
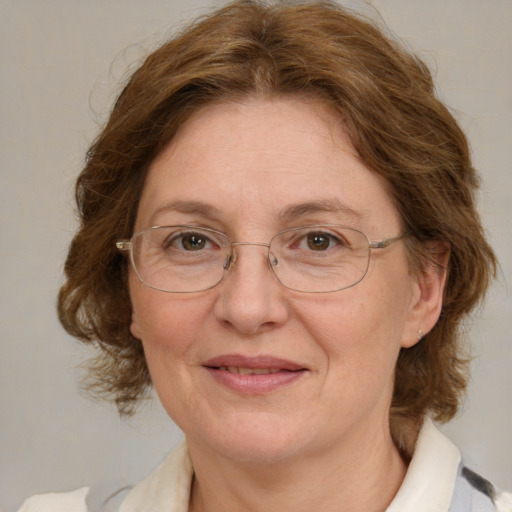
(18, 1, 511, 511)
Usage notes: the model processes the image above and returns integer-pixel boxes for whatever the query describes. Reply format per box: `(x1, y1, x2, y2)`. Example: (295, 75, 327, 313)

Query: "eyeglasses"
(116, 225, 407, 293)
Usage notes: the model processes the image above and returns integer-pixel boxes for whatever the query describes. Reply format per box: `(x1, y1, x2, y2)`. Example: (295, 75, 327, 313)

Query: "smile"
(218, 366, 283, 375)
(203, 354, 307, 394)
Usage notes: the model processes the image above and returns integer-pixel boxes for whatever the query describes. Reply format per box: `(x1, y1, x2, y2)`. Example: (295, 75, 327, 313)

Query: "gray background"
(1, 1, 510, 510)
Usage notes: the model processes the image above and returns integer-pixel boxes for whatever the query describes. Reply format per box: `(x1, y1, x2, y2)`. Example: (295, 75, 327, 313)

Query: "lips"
(205, 354, 305, 371)
(203, 354, 307, 393)
(218, 366, 281, 375)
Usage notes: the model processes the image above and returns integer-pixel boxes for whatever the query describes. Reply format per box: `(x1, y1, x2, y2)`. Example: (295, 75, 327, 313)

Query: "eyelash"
(162, 228, 349, 252)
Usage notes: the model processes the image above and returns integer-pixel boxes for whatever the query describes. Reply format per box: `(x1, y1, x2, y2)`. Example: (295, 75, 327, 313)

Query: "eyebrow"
(150, 200, 221, 224)
(149, 198, 364, 225)
(279, 199, 365, 222)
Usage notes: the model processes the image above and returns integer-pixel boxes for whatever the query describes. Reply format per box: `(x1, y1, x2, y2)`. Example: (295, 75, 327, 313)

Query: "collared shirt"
(17, 418, 512, 512)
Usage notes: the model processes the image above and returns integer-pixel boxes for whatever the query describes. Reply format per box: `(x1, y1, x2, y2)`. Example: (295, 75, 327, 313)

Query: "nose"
(214, 243, 289, 335)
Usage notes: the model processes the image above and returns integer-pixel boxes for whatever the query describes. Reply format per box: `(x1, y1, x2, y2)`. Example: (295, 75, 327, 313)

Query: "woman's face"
(129, 97, 430, 463)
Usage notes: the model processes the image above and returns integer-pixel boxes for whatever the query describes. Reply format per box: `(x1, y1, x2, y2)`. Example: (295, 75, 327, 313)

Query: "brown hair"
(58, 0, 496, 447)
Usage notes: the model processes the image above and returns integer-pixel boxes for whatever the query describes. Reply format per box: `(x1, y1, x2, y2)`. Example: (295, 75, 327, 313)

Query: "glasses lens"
(131, 226, 231, 292)
(269, 226, 370, 292)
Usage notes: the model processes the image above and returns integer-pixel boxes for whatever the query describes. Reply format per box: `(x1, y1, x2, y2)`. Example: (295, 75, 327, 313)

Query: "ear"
(402, 243, 449, 348)
(130, 310, 142, 340)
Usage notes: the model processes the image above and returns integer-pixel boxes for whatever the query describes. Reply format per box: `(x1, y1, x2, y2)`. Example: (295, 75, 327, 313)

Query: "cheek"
(129, 277, 213, 357)
(296, 275, 412, 370)
(129, 286, 215, 414)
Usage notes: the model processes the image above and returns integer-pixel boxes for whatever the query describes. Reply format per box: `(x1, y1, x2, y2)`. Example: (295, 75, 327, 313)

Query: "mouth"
(217, 366, 284, 375)
(203, 355, 307, 394)
(204, 354, 306, 372)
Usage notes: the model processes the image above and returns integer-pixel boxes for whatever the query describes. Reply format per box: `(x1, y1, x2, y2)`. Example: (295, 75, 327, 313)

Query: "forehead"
(136, 96, 400, 234)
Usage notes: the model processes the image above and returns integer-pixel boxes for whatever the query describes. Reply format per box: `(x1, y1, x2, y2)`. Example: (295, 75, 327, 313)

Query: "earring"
(418, 329, 423, 340)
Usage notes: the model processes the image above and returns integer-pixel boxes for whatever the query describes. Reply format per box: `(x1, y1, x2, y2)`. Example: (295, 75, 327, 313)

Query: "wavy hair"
(58, 0, 497, 450)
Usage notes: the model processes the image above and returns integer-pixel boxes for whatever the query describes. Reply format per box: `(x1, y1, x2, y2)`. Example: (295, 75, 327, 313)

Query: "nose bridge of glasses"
(231, 241, 270, 248)
(224, 241, 274, 270)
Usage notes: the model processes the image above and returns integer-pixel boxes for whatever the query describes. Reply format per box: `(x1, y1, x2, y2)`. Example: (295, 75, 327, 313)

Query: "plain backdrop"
(1, 1, 511, 510)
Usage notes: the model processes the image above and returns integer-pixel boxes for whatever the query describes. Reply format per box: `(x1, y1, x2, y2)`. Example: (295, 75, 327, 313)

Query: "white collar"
(119, 441, 193, 512)
(119, 418, 461, 512)
(386, 417, 461, 512)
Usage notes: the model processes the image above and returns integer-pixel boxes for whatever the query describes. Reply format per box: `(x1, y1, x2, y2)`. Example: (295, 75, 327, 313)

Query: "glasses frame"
(116, 224, 408, 293)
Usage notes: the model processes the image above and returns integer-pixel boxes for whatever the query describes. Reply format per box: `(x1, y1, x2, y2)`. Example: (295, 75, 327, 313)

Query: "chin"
(187, 413, 318, 465)
(209, 437, 306, 465)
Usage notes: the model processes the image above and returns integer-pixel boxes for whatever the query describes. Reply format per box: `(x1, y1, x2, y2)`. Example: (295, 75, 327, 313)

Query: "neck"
(188, 423, 407, 512)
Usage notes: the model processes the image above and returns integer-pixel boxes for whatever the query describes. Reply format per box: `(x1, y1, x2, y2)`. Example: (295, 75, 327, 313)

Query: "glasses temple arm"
(116, 240, 131, 251)
(369, 232, 410, 250)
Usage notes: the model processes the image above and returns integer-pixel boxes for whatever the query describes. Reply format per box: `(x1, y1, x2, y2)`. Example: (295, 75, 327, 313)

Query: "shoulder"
(454, 467, 512, 512)
(13, 442, 191, 512)
(452, 466, 512, 512)
(388, 417, 511, 512)
(495, 492, 512, 512)
(15, 487, 90, 512)
(118, 441, 192, 512)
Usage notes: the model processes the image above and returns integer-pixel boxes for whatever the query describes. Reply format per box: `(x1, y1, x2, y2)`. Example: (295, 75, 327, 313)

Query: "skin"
(129, 96, 446, 512)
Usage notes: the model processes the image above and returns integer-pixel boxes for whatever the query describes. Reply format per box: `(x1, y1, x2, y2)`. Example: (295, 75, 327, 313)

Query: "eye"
(165, 231, 214, 251)
(181, 232, 209, 251)
(306, 232, 332, 251)
(302, 231, 346, 251)
(276, 227, 352, 255)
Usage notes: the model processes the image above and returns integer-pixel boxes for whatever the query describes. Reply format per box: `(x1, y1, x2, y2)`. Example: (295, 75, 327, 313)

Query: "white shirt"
(17, 418, 512, 512)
